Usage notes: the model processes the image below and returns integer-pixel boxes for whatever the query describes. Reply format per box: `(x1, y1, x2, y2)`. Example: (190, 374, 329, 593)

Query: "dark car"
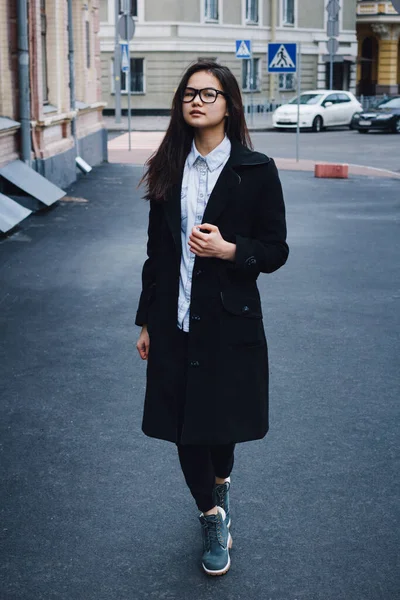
(352, 97, 400, 133)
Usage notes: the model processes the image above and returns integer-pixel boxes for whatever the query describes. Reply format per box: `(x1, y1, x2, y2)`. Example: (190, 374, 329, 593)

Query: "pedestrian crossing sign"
(268, 43, 297, 73)
(236, 40, 252, 59)
(120, 42, 129, 73)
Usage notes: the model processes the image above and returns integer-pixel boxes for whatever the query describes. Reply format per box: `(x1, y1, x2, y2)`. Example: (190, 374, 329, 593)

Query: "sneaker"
(214, 480, 231, 528)
(198, 506, 232, 576)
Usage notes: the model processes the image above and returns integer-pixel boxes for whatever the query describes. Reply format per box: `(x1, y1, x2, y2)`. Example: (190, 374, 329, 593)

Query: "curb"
(273, 158, 400, 179)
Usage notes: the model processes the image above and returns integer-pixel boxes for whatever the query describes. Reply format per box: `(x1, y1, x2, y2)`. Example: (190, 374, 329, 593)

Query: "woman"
(136, 61, 288, 576)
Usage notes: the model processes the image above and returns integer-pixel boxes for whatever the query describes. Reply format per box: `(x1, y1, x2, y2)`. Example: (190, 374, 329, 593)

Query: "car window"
(324, 94, 338, 104)
(288, 94, 324, 105)
(337, 93, 351, 103)
(378, 98, 400, 109)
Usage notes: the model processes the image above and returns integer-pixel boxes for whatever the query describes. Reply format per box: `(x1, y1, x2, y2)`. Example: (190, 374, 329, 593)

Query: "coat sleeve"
(135, 200, 163, 326)
(231, 158, 289, 275)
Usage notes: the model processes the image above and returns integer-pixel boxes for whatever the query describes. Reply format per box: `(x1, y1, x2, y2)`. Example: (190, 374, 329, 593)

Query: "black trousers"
(177, 442, 235, 513)
(175, 327, 235, 513)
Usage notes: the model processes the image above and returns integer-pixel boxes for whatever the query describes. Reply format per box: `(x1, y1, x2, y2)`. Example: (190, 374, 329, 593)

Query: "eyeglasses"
(182, 87, 227, 104)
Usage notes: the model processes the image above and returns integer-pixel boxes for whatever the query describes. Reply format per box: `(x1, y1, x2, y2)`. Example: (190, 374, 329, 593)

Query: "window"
(288, 93, 323, 105)
(283, 0, 295, 26)
(337, 93, 351, 103)
(323, 94, 338, 105)
(279, 73, 295, 91)
(198, 57, 218, 63)
(112, 58, 145, 93)
(40, 0, 48, 103)
(129, 58, 144, 92)
(205, 0, 218, 21)
(242, 58, 260, 91)
(85, 20, 90, 69)
(379, 98, 400, 109)
(119, 0, 138, 17)
(246, 0, 259, 23)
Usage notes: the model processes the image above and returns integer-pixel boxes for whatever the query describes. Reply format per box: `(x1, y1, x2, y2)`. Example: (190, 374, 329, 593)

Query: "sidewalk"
(103, 112, 274, 132)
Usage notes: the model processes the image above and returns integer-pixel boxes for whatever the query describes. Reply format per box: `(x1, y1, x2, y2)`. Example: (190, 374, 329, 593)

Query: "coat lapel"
(202, 166, 241, 225)
(203, 139, 270, 225)
(162, 140, 270, 257)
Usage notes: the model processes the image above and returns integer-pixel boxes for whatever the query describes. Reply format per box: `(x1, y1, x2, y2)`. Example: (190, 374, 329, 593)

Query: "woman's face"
(182, 71, 228, 131)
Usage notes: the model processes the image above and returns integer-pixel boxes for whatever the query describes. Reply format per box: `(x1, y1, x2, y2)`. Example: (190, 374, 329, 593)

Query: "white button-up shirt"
(178, 136, 231, 331)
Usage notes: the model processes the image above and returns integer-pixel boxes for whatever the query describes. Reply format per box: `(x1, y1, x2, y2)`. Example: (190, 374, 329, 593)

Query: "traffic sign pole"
(250, 56, 254, 126)
(117, 9, 135, 148)
(114, 0, 121, 124)
(326, 0, 340, 90)
(296, 44, 301, 162)
(267, 43, 299, 160)
(126, 14, 131, 151)
(235, 40, 253, 126)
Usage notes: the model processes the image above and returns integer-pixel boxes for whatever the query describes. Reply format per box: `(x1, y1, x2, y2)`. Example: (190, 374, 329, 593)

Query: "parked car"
(352, 97, 400, 134)
(272, 90, 363, 132)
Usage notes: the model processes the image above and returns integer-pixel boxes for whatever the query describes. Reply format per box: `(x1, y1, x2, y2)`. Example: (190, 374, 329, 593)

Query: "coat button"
(245, 256, 257, 267)
(242, 305, 250, 314)
(195, 269, 203, 276)
(190, 360, 200, 368)
(191, 314, 201, 321)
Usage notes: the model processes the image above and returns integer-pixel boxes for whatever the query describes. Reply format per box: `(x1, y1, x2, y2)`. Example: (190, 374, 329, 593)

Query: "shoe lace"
(202, 516, 223, 551)
(215, 484, 226, 510)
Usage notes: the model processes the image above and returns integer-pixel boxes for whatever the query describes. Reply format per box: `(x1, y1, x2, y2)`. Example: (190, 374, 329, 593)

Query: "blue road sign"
(120, 42, 129, 73)
(268, 43, 297, 73)
(236, 40, 252, 59)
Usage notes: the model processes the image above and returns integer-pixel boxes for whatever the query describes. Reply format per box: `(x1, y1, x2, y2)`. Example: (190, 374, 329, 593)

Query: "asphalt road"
(252, 128, 400, 173)
(107, 126, 400, 173)
(1, 165, 399, 600)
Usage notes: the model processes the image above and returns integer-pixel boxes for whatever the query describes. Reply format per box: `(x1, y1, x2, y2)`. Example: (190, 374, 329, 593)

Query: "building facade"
(356, 0, 400, 96)
(99, 0, 358, 115)
(0, 0, 107, 190)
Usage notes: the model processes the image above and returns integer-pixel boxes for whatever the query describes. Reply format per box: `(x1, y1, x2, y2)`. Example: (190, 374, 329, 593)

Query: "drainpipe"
(67, 0, 78, 153)
(67, 0, 91, 174)
(269, 0, 277, 103)
(17, 0, 32, 165)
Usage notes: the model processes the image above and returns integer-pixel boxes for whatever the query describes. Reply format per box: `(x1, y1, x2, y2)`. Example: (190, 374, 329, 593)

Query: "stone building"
(99, 0, 358, 115)
(0, 0, 107, 191)
(356, 0, 400, 96)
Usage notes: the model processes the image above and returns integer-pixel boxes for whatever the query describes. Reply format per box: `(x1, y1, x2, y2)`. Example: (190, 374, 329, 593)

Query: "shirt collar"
(186, 136, 231, 172)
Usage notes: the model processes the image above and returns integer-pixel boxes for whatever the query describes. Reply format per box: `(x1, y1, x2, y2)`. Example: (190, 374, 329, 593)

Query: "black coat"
(135, 140, 289, 445)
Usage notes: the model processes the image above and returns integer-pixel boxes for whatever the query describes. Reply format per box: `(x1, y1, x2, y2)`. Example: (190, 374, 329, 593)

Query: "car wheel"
(358, 129, 369, 134)
(312, 116, 323, 133)
(392, 118, 400, 134)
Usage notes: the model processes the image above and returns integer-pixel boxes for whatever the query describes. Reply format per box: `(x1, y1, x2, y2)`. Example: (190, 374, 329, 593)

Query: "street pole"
(67, 0, 78, 155)
(326, 1, 340, 90)
(296, 44, 301, 163)
(125, 10, 131, 151)
(269, 0, 277, 105)
(17, 0, 31, 165)
(114, 0, 121, 123)
(250, 57, 254, 126)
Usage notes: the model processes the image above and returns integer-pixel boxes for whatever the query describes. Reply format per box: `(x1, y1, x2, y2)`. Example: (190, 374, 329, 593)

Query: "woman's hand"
(189, 224, 236, 261)
(136, 325, 150, 360)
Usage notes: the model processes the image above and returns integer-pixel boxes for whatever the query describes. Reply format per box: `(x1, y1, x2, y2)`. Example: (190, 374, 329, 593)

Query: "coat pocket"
(220, 292, 265, 347)
(220, 292, 262, 319)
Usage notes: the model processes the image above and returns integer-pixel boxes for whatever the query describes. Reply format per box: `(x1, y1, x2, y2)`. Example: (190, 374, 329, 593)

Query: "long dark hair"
(141, 61, 252, 202)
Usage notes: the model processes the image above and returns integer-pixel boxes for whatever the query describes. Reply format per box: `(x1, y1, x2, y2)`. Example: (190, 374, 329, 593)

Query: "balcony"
(357, 1, 400, 18)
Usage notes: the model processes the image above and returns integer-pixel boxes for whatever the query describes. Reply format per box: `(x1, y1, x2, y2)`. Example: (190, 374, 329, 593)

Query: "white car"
(272, 90, 363, 132)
